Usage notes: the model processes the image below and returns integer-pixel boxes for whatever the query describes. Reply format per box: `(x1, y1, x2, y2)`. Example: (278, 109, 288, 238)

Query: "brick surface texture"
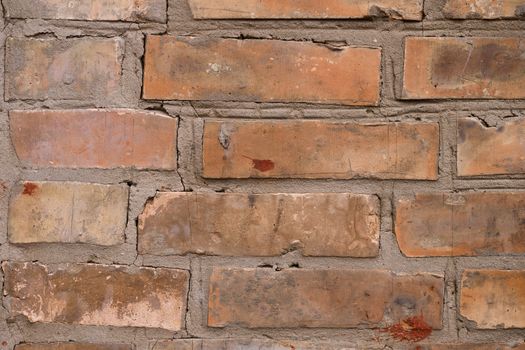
(0, 0, 523, 349)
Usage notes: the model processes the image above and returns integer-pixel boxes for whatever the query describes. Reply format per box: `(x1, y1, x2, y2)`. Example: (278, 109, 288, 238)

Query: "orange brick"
(6, 38, 123, 101)
(2, 262, 189, 330)
(143, 36, 381, 105)
(443, 0, 525, 19)
(208, 268, 443, 328)
(188, 0, 423, 20)
(457, 117, 525, 176)
(395, 192, 525, 257)
(460, 270, 525, 329)
(10, 109, 177, 170)
(403, 37, 525, 99)
(4, 0, 166, 22)
(16, 344, 130, 350)
(203, 120, 439, 179)
(138, 192, 380, 257)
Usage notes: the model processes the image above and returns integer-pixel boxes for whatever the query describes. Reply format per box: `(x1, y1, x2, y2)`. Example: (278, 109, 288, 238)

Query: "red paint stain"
(22, 182, 39, 196)
(380, 315, 432, 342)
(243, 155, 275, 172)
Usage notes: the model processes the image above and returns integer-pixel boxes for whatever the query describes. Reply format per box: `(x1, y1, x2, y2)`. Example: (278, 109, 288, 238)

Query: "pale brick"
(460, 270, 525, 329)
(138, 192, 380, 257)
(9, 181, 128, 245)
(2, 262, 189, 330)
(443, 0, 525, 19)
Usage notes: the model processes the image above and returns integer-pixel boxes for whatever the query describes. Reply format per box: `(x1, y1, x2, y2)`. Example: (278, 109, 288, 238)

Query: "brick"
(15, 343, 130, 350)
(203, 120, 439, 180)
(138, 192, 380, 257)
(2, 262, 189, 330)
(3, 0, 166, 22)
(6, 38, 123, 101)
(457, 117, 525, 176)
(460, 269, 525, 329)
(416, 345, 525, 350)
(9, 181, 128, 245)
(402, 37, 525, 99)
(155, 339, 383, 350)
(443, 0, 525, 19)
(208, 268, 443, 328)
(188, 0, 423, 20)
(10, 109, 177, 170)
(143, 36, 381, 105)
(395, 192, 525, 257)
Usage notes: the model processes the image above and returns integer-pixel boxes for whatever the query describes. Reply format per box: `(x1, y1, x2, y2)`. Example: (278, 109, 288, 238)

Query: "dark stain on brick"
(515, 5, 525, 17)
(380, 315, 432, 342)
(251, 159, 275, 172)
(22, 182, 39, 196)
(243, 155, 275, 172)
(432, 42, 525, 86)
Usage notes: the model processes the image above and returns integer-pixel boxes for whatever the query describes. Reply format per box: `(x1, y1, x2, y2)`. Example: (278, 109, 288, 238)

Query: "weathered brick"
(457, 117, 525, 176)
(6, 38, 123, 101)
(4, 0, 166, 22)
(443, 0, 525, 19)
(155, 339, 383, 350)
(2, 262, 189, 330)
(143, 36, 381, 105)
(460, 270, 525, 329)
(15, 343, 130, 350)
(188, 0, 423, 20)
(416, 345, 525, 350)
(203, 120, 439, 180)
(402, 37, 525, 99)
(9, 181, 128, 245)
(138, 192, 380, 257)
(395, 192, 525, 257)
(208, 268, 443, 328)
(10, 109, 177, 170)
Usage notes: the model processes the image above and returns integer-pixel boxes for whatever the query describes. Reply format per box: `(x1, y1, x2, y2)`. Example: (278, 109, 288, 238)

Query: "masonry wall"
(0, 0, 524, 349)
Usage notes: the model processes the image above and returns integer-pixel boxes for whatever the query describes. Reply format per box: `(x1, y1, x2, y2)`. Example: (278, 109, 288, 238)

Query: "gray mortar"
(0, 0, 524, 348)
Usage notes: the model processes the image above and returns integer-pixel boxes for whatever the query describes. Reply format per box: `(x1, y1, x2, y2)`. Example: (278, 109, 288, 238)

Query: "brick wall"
(0, 0, 524, 349)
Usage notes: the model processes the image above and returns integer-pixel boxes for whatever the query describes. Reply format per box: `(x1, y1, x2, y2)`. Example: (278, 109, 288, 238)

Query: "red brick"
(402, 37, 525, 99)
(208, 268, 443, 328)
(10, 109, 177, 170)
(9, 181, 128, 245)
(15, 343, 130, 350)
(138, 192, 380, 257)
(395, 192, 525, 257)
(443, 0, 525, 19)
(460, 270, 525, 329)
(6, 38, 123, 101)
(188, 0, 423, 20)
(203, 120, 439, 180)
(2, 262, 189, 330)
(143, 36, 381, 105)
(4, 0, 166, 22)
(457, 117, 525, 176)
